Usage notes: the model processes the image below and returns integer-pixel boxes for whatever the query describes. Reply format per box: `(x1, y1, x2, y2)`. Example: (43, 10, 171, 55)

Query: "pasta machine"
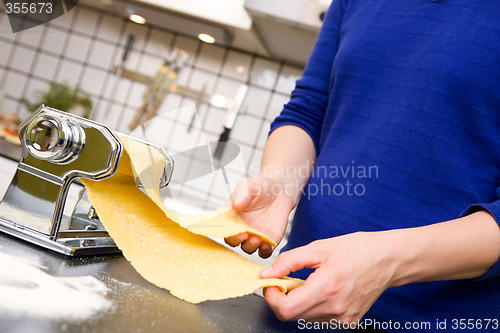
(0, 106, 173, 256)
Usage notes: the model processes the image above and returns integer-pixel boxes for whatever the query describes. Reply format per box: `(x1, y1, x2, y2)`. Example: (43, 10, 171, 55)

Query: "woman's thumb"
(229, 178, 254, 211)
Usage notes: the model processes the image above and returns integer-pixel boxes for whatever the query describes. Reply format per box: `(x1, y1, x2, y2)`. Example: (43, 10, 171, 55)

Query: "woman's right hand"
(224, 176, 296, 258)
(225, 125, 316, 258)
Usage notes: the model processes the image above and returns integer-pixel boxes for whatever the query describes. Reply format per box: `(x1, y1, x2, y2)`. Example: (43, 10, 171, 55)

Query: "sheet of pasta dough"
(81, 137, 303, 303)
(120, 137, 276, 244)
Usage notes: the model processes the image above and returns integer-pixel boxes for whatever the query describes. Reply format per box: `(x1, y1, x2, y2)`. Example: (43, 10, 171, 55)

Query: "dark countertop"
(0, 233, 349, 333)
(0, 139, 21, 162)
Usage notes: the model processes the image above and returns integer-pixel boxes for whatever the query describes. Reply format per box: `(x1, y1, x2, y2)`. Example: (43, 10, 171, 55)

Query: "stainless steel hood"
(82, 0, 329, 67)
(84, 0, 270, 58)
(244, 0, 330, 66)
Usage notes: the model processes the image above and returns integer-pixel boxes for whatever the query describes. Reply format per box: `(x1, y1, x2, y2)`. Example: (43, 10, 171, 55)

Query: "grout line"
(203, 49, 229, 206)
(15, 18, 50, 115)
(51, 8, 76, 92)
(112, 18, 135, 131)
(93, 15, 128, 117)
(163, 34, 204, 199)
(245, 59, 286, 173)
(86, 12, 107, 119)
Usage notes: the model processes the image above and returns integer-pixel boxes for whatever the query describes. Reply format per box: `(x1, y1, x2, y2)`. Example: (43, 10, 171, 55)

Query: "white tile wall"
(250, 58, 280, 89)
(196, 43, 225, 74)
(248, 149, 263, 177)
(33, 53, 59, 79)
(126, 81, 147, 108)
(256, 124, 270, 149)
(118, 47, 141, 71)
(137, 53, 164, 77)
(41, 29, 67, 56)
(80, 66, 107, 96)
(276, 64, 302, 94)
(202, 106, 226, 135)
(172, 35, 199, 66)
(119, 20, 149, 50)
(51, 7, 76, 30)
(222, 50, 252, 81)
(0, 14, 14, 42)
(176, 99, 201, 127)
(145, 29, 174, 57)
(88, 40, 116, 70)
(174, 64, 192, 87)
(213, 76, 242, 101)
(10, 46, 36, 72)
(24, 78, 49, 102)
(96, 15, 123, 44)
(0, 40, 12, 65)
(55, 60, 83, 87)
(65, 34, 93, 62)
(243, 86, 272, 119)
(156, 93, 184, 120)
(187, 69, 218, 93)
(167, 118, 207, 154)
(266, 93, 290, 122)
(231, 114, 263, 146)
(237, 144, 255, 174)
(72, 7, 99, 35)
(0, 4, 303, 211)
(3, 71, 26, 99)
(16, 24, 45, 47)
(102, 77, 131, 105)
(115, 107, 139, 133)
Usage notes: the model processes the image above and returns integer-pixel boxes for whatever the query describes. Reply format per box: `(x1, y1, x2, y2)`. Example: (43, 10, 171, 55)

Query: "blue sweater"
(270, 0, 500, 331)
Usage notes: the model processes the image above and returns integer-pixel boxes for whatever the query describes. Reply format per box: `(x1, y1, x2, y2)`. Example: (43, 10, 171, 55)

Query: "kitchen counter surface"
(0, 139, 21, 162)
(0, 233, 348, 333)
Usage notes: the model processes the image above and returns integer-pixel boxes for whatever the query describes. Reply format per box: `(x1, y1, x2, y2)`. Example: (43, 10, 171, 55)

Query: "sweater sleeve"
(461, 202, 500, 280)
(269, 0, 346, 155)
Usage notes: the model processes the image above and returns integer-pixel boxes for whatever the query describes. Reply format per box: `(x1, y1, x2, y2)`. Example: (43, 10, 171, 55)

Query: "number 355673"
(5, 2, 53, 14)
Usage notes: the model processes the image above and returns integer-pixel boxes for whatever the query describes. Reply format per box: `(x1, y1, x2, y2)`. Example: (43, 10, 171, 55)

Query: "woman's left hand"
(261, 212, 500, 324)
(260, 231, 399, 324)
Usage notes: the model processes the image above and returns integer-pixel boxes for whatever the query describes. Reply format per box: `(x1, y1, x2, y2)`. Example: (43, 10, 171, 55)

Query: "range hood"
(82, 0, 329, 66)
(244, 0, 329, 66)
(135, 0, 252, 31)
(108, 0, 270, 57)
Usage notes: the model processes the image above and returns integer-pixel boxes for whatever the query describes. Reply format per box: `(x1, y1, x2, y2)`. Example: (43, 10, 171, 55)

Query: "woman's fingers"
(224, 232, 249, 247)
(241, 234, 263, 254)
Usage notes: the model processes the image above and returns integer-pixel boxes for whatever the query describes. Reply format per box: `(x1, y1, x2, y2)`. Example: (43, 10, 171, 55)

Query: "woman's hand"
(260, 231, 398, 324)
(260, 211, 500, 324)
(225, 125, 316, 258)
(224, 176, 295, 258)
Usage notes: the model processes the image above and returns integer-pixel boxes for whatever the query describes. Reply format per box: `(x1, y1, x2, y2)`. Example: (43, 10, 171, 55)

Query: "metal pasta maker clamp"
(0, 106, 173, 256)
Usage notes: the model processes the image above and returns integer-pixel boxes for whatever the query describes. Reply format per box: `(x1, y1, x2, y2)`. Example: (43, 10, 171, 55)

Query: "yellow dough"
(81, 136, 303, 303)
(120, 137, 276, 245)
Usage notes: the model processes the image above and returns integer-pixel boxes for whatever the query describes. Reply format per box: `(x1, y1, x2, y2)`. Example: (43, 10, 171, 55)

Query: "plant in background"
(21, 82, 93, 118)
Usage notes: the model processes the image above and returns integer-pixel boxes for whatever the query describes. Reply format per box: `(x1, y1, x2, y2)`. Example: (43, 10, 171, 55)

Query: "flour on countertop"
(0, 251, 112, 320)
(102, 275, 135, 289)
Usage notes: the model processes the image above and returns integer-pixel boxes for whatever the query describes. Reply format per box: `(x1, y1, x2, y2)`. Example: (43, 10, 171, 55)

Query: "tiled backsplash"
(0, 5, 303, 211)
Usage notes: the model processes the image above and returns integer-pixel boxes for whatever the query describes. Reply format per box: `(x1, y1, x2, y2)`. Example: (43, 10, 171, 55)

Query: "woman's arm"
(259, 125, 317, 205)
(389, 210, 500, 285)
(225, 125, 316, 257)
(260, 211, 500, 323)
